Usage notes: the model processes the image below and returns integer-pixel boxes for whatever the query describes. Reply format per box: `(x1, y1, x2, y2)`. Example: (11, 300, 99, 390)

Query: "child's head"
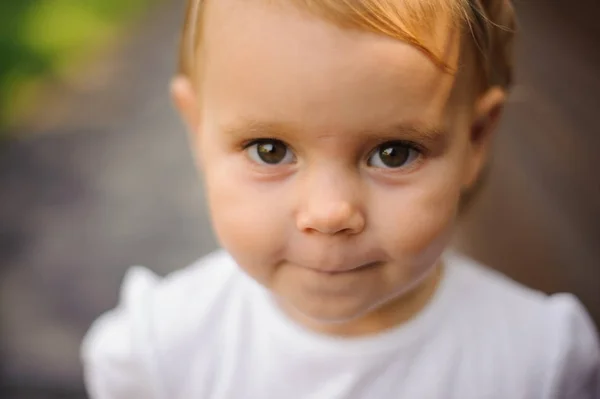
(172, 0, 515, 334)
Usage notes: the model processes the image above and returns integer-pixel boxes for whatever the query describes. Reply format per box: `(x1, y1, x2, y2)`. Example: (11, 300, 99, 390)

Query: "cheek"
(200, 147, 289, 272)
(374, 170, 461, 262)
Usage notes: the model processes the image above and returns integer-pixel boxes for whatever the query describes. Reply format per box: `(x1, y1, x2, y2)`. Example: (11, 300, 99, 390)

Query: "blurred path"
(0, 0, 599, 397)
(0, 0, 217, 395)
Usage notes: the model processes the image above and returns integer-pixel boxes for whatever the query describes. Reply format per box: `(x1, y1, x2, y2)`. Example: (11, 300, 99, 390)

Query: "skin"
(172, 0, 505, 336)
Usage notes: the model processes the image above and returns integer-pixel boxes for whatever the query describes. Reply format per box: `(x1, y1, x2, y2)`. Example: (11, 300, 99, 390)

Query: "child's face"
(174, 0, 504, 330)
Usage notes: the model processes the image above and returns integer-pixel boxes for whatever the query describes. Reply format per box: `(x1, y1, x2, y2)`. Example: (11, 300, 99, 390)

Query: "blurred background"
(0, 0, 598, 397)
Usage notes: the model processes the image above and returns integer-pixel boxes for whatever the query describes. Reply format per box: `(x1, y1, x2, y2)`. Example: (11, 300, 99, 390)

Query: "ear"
(463, 86, 506, 189)
(170, 75, 200, 137)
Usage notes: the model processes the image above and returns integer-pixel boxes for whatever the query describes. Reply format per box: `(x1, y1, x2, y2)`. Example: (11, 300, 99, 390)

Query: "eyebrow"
(222, 119, 299, 140)
(222, 119, 449, 150)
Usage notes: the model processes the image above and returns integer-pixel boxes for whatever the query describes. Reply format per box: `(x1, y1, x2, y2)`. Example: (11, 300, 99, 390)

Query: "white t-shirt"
(81, 250, 600, 399)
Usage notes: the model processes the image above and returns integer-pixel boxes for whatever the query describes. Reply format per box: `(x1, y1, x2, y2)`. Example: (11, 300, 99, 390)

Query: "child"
(82, 0, 600, 397)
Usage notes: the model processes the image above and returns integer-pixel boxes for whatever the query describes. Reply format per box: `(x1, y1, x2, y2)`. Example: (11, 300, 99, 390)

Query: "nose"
(295, 174, 365, 235)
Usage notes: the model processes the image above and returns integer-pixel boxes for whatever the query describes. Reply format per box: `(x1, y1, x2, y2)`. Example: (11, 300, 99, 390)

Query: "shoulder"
(93, 249, 240, 343)
(81, 250, 243, 398)
(536, 293, 599, 398)
(445, 252, 600, 398)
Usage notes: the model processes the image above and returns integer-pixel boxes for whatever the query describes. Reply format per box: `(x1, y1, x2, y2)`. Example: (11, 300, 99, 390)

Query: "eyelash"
(241, 138, 285, 150)
(375, 140, 424, 155)
(241, 139, 425, 168)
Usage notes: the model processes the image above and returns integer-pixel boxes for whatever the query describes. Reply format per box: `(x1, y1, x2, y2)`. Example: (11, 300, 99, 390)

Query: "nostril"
(296, 201, 365, 235)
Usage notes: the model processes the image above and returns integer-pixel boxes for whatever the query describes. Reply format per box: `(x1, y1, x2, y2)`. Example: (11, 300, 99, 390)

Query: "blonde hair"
(177, 0, 516, 92)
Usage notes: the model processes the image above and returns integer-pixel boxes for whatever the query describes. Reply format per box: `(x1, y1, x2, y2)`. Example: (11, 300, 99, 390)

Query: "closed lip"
(303, 261, 382, 275)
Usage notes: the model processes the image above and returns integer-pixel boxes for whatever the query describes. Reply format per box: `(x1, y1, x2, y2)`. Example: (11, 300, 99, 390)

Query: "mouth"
(305, 261, 382, 275)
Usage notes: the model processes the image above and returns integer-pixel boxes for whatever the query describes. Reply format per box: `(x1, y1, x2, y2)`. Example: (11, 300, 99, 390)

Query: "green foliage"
(0, 0, 154, 130)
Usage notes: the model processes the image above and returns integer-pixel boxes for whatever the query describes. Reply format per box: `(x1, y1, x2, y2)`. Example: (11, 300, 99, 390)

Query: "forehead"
(200, 0, 463, 132)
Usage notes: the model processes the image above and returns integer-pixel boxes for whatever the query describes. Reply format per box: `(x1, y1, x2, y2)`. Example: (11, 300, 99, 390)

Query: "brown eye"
(247, 139, 294, 165)
(368, 142, 418, 169)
